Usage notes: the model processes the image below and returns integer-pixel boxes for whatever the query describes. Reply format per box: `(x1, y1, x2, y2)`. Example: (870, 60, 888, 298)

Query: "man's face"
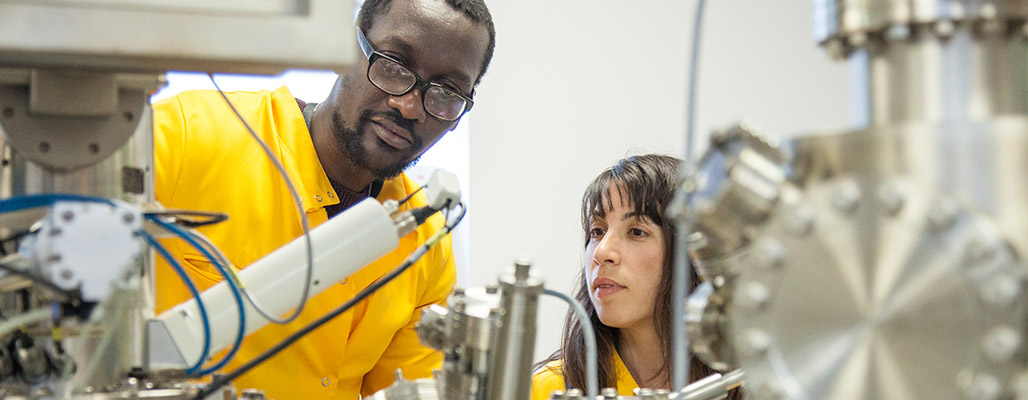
(330, 0, 489, 180)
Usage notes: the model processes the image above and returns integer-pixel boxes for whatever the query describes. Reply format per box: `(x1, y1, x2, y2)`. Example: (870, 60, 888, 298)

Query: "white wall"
(467, 1, 852, 363)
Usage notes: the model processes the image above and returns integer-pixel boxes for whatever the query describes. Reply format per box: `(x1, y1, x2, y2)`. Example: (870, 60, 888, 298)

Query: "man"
(151, 0, 494, 398)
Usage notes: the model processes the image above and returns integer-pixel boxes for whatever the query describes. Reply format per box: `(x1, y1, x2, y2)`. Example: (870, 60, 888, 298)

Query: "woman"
(532, 154, 741, 399)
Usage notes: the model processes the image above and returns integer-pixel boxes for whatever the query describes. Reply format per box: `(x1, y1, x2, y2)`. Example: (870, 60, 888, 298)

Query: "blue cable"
(145, 215, 247, 376)
(0, 194, 114, 214)
(141, 231, 212, 375)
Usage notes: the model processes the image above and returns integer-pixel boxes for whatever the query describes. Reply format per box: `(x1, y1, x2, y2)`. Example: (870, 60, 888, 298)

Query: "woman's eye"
(590, 227, 606, 238)
(629, 228, 647, 237)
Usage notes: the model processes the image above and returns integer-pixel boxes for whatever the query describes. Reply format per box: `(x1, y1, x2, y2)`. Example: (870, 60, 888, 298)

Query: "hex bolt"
(982, 325, 1021, 363)
(963, 239, 995, 265)
(876, 183, 906, 216)
(980, 273, 1021, 307)
(886, 24, 912, 41)
(848, 32, 869, 48)
(785, 206, 815, 236)
(934, 20, 956, 39)
(831, 180, 862, 215)
(963, 374, 1001, 400)
(741, 330, 772, 358)
(739, 281, 770, 311)
(927, 200, 958, 232)
(752, 240, 784, 270)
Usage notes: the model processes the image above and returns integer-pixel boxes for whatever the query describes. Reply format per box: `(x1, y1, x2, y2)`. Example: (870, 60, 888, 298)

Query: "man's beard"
(332, 109, 422, 180)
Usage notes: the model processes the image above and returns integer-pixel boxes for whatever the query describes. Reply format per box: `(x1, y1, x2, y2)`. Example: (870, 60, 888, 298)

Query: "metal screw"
(738, 281, 770, 311)
(752, 240, 784, 270)
(934, 20, 957, 39)
(963, 374, 1002, 400)
(949, 2, 966, 19)
(927, 200, 958, 232)
(741, 330, 772, 358)
(848, 32, 869, 48)
(982, 325, 1021, 363)
(963, 239, 995, 264)
(886, 24, 912, 41)
(831, 180, 862, 215)
(980, 3, 998, 19)
(785, 206, 815, 236)
(980, 273, 1021, 307)
(877, 183, 906, 216)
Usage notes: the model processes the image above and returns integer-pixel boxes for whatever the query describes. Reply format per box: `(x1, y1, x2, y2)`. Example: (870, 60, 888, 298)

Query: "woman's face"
(584, 185, 665, 331)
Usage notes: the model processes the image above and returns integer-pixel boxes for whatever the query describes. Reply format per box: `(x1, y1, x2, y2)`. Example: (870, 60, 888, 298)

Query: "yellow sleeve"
(532, 362, 567, 400)
(360, 232, 457, 396)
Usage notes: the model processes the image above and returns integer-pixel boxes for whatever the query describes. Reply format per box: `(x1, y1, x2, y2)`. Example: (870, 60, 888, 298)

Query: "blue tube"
(0, 194, 114, 214)
(142, 232, 212, 375)
(145, 215, 247, 376)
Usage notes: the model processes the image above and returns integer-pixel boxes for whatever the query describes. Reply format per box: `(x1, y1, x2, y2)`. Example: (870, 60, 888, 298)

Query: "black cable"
(396, 186, 424, 207)
(194, 203, 465, 399)
(144, 210, 229, 228)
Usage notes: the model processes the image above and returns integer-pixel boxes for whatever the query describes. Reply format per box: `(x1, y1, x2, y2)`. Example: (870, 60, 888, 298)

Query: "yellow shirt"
(152, 86, 455, 399)
(531, 352, 639, 400)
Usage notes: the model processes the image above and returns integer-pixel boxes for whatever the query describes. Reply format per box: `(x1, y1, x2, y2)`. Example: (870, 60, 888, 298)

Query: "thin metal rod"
(674, 0, 708, 391)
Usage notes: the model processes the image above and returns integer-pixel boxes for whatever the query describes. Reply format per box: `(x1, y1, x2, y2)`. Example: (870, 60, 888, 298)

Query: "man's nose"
(387, 88, 427, 123)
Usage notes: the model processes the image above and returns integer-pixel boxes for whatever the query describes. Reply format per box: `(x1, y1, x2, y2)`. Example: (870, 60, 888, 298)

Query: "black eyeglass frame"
(356, 27, 475, 122)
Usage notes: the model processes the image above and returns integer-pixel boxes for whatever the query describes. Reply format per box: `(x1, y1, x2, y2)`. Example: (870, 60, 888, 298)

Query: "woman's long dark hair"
(537, 154, 737, 396)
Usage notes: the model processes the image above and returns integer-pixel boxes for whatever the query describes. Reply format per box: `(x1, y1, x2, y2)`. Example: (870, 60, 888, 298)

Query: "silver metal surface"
(0, 0, 358, 74)
(486, 261, 543, 400)
(813, 0, 1028, 44)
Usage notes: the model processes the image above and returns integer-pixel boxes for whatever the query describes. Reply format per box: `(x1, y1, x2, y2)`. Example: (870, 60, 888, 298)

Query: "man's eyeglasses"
(356, 28, 474, 122)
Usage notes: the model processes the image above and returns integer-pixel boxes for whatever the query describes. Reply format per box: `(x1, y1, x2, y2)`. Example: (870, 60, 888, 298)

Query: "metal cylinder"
(813, 0, 1028, 126)
(485, 260, 543, 400)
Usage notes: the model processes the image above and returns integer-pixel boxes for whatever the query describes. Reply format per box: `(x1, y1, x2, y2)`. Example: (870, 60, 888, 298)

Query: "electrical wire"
(0, 193, 114, 214)
(194, 202, 466, 400)
(674, 0, 708, 391)
(543, 289, 598, 400)
(146, 215, 246, 376)
(207, 73, 316, 325)
(144, 209, 229, 228)
(141, 231, 212, 375)
(176, 225, 298, 325)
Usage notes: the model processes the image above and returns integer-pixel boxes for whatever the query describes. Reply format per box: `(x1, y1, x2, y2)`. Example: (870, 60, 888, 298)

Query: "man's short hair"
(357, 0, 495, 87)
